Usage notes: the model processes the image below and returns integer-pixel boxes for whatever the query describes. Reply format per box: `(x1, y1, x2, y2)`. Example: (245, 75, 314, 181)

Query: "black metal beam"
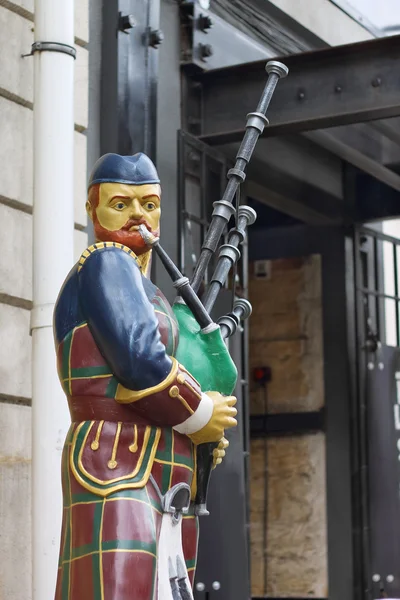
(246, 179, 340, 226)
(372, 118, 400, 147)
(192, 35, 400, 143)
(100, 0, 119, 154)
(304, 130, 400, 193)
(213, 135, 345, 224)
(250, 410, 325, 438)
(154, 0, 181, 301)
(100, 0, 160, 159)
(244, 159, 345, 225)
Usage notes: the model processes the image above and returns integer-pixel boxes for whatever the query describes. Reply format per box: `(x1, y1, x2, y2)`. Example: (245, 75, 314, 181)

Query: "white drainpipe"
(31, 1, 75, 598)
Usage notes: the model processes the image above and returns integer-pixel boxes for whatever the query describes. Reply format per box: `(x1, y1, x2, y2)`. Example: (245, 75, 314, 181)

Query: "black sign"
(367, 346, 400, 598)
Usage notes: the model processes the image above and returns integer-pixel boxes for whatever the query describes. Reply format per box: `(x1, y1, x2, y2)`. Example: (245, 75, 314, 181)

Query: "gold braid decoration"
(129, 425, 138, 453)
(91, 420, 104, 451)
(107, 422, 122, 470)
(77, 242, 138, 272)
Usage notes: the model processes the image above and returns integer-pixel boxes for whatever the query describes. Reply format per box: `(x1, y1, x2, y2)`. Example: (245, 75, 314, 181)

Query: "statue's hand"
(212, 437, 229, 469)
(188, 392, 237, 445)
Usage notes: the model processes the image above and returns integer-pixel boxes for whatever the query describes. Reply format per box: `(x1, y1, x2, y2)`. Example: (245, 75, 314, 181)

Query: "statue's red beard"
(92, 214, 159, 256)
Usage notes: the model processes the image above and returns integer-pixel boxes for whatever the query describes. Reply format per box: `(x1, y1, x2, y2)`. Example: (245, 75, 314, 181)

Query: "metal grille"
(355, 226, 400, 349)
(352, 224, 400, 600)
(178, 130, 252, 594)
(178, 130, 228, 284)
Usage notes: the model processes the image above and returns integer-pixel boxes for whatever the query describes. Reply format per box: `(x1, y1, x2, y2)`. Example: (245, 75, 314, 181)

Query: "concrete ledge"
(0, 0, 33, 20)
(0, 97, 88, 227)
(0, 6, 88, 130)
(0, 6, 33, 102)
(0, 96, 33, 209)
(0, 304, 31, 398)
(0, 402, 31, 458)
(75, 0, 89, 44)
(0, 202, 87, 303)
(0, 403, 32, 600)
(0, 204, 32, 301)
(0, 460, 31, 600)
(74, 130, 88, 227)
(6, 0, 88, 43)
(75, 45, 89, 130)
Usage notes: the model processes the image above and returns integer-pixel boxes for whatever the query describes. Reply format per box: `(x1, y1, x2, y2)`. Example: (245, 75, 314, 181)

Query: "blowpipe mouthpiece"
(138, 224, 158, 246)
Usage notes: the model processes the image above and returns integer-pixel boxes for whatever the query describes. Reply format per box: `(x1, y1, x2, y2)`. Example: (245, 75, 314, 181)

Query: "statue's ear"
(86, 200, 93, 221)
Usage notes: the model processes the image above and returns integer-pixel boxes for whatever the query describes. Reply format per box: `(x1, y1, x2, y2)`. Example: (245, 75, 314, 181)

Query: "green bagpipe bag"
(172, 303, 238, 396)
(172, 303, 238, 508)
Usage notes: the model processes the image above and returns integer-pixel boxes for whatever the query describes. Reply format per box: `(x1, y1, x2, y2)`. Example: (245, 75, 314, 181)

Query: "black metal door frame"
(178, 130, 251, 599)
(250, 225, 353, 600)
(351, 225, 400, 600)
(177, 130, 251, 487)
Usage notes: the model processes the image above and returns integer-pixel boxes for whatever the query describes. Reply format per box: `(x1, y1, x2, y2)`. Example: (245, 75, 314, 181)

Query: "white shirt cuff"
(173, 393, 213, 435)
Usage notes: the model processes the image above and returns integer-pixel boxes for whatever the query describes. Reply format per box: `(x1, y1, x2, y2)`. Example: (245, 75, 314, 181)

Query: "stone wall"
(249, 256, 328, 597)
(0, 2, 89, 598)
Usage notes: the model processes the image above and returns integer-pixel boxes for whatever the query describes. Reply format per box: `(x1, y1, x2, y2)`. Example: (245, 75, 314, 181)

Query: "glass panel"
(384, 298, 397, 346)
(184, 146, 201, 179)
(205, 157, 225, 222)
(383, 219, 400, 239)
(397, 245, 400, 295)
(398, 305, 400, 348)
(183, 219, 201, 279)
(383, 241, 396, 297)
(184, 176, 201, 219)
(359, 236, 376, 292)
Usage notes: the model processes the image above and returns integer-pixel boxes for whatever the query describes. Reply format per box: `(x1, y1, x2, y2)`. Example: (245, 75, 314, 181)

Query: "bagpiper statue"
(52, 60, 288, 600)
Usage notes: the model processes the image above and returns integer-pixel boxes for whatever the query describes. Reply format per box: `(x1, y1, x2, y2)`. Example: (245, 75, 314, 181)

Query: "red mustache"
(121, 218, 151, 232)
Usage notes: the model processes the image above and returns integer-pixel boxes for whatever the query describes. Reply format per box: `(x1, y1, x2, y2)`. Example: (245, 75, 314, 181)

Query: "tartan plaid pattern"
(56, 300, 178, 400)
(153, 427, 197, 497)
(55, 425, 198, 600)
(56, 323, 118, 399)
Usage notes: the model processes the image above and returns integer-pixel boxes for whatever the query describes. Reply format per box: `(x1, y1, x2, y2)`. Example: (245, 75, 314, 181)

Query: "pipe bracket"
(30, 303, 55, 335)
(23, 42, 77, 59)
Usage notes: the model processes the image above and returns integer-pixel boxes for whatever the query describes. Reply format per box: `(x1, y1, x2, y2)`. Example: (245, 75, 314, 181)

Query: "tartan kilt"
(55, 423, 199, 600)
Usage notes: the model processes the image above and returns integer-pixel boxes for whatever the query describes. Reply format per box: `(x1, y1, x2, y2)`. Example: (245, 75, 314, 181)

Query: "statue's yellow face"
(93, 182, 161, 233)
(87, 182, 161, 256)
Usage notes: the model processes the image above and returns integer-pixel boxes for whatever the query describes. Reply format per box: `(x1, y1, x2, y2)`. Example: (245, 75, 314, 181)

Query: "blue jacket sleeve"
(77, 246, 172, 391)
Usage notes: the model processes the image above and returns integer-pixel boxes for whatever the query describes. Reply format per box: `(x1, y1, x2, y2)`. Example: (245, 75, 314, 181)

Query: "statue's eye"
(144, 202, 156, 211)
(114, 202, 126, 210)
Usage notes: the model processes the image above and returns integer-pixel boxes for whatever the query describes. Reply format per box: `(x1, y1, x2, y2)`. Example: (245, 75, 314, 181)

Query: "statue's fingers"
(218, 437, 229, 450)
(213, 448, 225, 459)
(225, 417, 237, 429)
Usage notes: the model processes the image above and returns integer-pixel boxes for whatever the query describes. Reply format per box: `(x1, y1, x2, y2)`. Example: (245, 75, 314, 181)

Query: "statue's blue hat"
(88, 153, 160, 188)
